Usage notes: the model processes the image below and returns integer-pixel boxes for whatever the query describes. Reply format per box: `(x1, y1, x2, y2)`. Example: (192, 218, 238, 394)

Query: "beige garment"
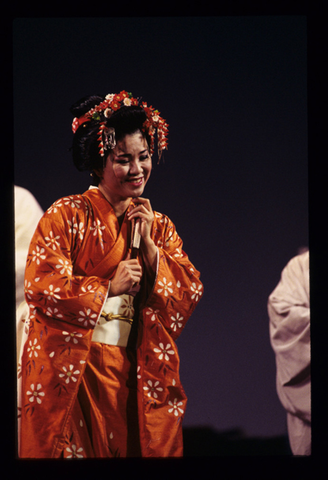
(15, 185, 43, 365)
(15, 186, 43, 454)
(15, 185, 43, 308)
(268, 251, 311, 455)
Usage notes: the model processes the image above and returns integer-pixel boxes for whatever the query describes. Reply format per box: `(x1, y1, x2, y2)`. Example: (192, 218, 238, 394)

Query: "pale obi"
(92, 294, 135, 347)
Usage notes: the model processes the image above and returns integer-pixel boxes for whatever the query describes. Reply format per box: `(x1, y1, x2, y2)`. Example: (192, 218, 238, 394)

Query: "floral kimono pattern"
(19, 187, 203, 458)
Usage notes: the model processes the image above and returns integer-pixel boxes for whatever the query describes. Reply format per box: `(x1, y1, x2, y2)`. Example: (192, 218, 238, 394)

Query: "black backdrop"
(13, 16, 308, 443)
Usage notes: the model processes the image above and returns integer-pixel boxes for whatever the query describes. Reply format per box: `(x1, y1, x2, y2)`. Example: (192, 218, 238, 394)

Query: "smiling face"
(97, 131, 152, 211)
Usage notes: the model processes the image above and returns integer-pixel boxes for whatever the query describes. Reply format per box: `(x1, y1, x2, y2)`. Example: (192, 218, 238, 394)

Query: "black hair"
(70, 94, 151, 184)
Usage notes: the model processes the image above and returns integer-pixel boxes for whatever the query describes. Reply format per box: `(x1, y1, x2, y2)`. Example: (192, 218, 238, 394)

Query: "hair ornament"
(72, 115, 89, 133)
(71, 91, 169, 159)
(102, 126, 116, 152)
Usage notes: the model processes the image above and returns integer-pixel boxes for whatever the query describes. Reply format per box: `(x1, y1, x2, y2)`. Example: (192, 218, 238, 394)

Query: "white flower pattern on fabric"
(155, 212, 168, 225)
(90, 219, 106, 236)
(46, 307, 63, 318)
(143, 380, 163, 399)
(28, 304, 37, 321)
(46, 200, 63, 214)
(173, 248, 183, 258)
(78, 308, 98, 327)
(63, 196, 82, 209)
(77, 222, 85, 241)
(81, 285, 96, 294)
(137, 366, 141, 380)
(145, 307, 160, 321)
(44, 231, 61, 250)
(26, 383, 45, 404)
(168, 398, 184, 417)
(170, 313, 184, 331)
(157, 277, 173, 297)
(163, 232, 174, 248)
(62, 331, 83, 344)
(190, 282, 203, 302)
(56, 259, 73, 276)
(65, 444, 84, 459)
(24, 280, 33, 300)
(32, 245, 46, 265)
(67, 217, 78, 235)
(153, 343, 175, 361)
(44, 285, 61, 302)
(59, 364, 80, 384)
(27, 338, 41, 358)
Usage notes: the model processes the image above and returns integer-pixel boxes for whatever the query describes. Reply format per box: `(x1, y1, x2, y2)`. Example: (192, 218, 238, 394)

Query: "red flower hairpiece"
(71, 114, 89, 133)
(71, 91, 169, 159)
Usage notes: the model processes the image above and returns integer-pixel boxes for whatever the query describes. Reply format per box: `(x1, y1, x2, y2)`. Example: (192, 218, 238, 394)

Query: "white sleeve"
(268, 251, 310, 422)
(15, 186, 43, 307)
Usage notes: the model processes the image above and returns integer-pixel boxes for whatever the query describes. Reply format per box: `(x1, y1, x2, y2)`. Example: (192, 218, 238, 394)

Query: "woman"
(19, 91, 203, 458)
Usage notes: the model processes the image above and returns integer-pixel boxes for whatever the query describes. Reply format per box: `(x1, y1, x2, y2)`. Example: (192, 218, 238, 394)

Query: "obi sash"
(92, 294, 134, 347)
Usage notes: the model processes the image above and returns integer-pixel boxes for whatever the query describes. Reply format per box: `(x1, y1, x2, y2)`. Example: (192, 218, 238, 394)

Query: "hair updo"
(70, 94, 151, 184)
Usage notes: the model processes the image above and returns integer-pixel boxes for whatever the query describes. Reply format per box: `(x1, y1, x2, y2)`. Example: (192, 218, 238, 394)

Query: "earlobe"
(93, 169, 103, 179)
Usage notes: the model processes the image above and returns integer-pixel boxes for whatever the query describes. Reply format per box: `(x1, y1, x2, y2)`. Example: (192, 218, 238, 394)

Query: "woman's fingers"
(121, 259, 142, 278)
(110, 259, 142, 296)
(128, 198, 153, 218)
(128, 198, 154, 240)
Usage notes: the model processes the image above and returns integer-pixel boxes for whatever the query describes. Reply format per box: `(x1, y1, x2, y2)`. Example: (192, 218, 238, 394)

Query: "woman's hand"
(127, 197, 154, 243)
(127, 198, 158, 276)
(109, 252, 143, 297)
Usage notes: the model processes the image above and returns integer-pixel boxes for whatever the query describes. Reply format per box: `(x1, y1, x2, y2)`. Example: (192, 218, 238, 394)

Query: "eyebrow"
(116, 149, 149, 158)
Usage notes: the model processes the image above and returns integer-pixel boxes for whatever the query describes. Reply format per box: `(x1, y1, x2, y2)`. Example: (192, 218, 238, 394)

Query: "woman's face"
(99, 131, 152, 203)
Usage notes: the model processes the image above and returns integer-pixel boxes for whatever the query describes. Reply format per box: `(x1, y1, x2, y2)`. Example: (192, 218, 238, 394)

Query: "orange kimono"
(19, 187, 203, 458)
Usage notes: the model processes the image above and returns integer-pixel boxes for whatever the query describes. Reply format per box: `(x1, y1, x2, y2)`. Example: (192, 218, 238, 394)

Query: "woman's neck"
(97, 183, 131, 219)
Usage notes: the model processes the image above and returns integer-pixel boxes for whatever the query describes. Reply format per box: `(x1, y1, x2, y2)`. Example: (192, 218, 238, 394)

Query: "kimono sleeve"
(146, 212, 203, 341)
(268, 251, 310, 422)
(24, 199, 109, 330)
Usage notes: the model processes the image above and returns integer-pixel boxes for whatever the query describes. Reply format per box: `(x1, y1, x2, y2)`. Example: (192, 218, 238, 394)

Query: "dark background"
(13, 16, 309, 452)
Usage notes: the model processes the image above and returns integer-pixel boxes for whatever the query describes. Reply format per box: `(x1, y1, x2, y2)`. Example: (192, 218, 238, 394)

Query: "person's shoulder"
(14, 185, 43, 211)
(153, 211, 180, 244)
(153, 211, 173, 228)
(285, 250, 309, 273)
(44, 193, 87, 217)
